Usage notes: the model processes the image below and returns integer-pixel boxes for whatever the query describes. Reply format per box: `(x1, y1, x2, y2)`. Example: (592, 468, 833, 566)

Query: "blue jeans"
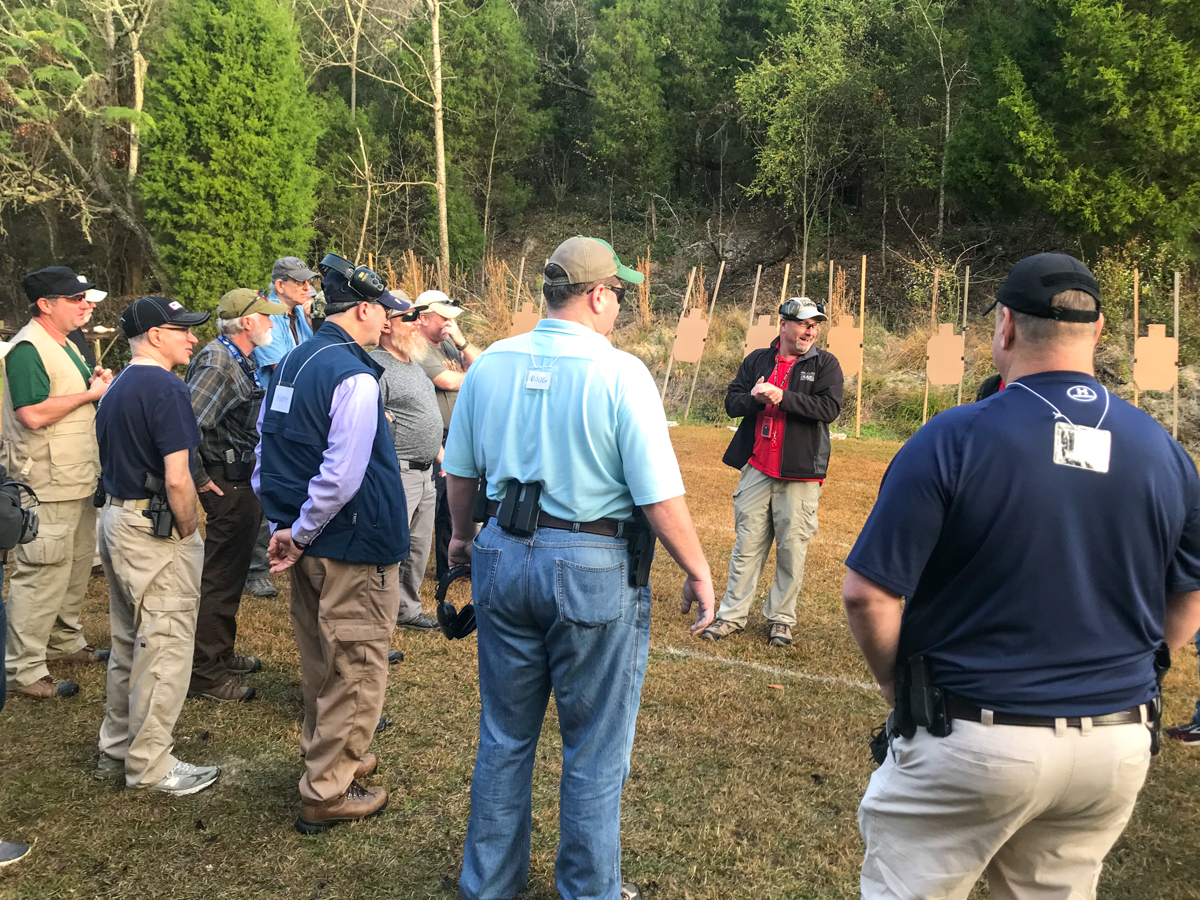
(460, 523, 652, 900)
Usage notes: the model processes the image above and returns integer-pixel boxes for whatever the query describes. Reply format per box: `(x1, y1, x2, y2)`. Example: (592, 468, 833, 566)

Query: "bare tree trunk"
(482, 107, 500, 248)
(129, 31, 146, 177)
(937, 85, 949, 244)
(355, 129, 371, 260)
(347, 0, 365, 115)
(429, 0, 450, 289)
(880, 190, 887, 277)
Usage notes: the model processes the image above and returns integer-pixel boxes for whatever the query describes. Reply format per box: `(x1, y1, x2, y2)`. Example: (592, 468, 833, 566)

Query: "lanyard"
(216, 335, 258, 383)
(1009, 381, 1110, 430)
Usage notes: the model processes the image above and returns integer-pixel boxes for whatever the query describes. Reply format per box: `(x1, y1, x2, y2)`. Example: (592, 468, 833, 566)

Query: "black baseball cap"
(986, 253, 1101, 322)
(22, 266, 94, 303)
(119, 296, 211, 337)
(322, 270, 411, 313)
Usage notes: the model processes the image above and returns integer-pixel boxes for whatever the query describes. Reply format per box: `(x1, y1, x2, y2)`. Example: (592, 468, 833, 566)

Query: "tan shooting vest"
(0, 318, 99, 501)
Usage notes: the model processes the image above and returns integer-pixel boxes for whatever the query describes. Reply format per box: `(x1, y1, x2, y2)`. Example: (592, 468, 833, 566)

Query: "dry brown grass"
(2, 431, 1199, 899)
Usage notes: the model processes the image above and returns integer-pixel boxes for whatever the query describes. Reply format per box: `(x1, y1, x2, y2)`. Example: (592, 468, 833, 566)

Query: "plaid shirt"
(185, 337, 265, 486)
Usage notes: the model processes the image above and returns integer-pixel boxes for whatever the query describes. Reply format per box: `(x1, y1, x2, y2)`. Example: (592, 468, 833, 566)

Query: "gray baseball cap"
(272, 257, 318, 282)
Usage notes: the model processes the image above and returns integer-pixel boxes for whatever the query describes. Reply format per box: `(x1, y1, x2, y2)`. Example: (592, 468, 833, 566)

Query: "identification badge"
(525, 369, 552, 391)
(271, 385, 294, 413)
(1053, 421, 1110, 473)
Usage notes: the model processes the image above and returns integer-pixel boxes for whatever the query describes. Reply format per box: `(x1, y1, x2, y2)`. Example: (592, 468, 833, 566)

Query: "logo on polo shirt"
(798, 371, 815, 381)
(1067, 385, 1097, 402)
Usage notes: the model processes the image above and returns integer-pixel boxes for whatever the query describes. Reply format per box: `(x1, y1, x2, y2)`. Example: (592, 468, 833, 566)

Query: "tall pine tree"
(140, 0, 319, 306)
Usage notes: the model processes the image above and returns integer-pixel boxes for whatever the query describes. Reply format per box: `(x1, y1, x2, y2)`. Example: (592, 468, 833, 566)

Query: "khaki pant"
(859, 717, 1152, 899)
(5, 496, 96, 687)
(717, 464, 821, 627)
(291, 555, 400, 802)
(397, 462, 436, 623)
(96, 503, 204, 787)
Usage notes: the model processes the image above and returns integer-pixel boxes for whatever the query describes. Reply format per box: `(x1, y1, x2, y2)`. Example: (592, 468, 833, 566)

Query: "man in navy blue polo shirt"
(842, 252, 1200, 899)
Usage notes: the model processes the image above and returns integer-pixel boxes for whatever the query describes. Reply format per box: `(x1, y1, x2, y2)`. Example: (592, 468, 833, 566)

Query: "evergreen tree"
(139, 0, 320, 306)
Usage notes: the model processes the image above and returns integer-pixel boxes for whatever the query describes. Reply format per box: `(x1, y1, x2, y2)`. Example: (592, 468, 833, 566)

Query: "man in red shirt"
(702, 298, 843, 647)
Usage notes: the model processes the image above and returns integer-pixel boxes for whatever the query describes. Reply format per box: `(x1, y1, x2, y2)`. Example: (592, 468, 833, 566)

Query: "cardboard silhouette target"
(1133, 323, 1178, 392)
(825, 318, 863, 377)
(926, 323, 964, 385)
(509, 301, 540, 337)
(673, 308, 709, 363)
(743, 314, 777, 358)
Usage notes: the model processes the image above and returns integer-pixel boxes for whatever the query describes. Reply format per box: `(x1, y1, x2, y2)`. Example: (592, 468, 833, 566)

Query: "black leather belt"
(204, 466, 250, 484)
(485, 501, 623, 537)
(400, 460, 433, 471)
(945, 694, 1146, 728)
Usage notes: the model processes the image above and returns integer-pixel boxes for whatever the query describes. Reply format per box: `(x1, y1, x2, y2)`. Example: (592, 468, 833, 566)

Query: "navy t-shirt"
(96, 363, 201, 500)
(846, 370, 1200, 717)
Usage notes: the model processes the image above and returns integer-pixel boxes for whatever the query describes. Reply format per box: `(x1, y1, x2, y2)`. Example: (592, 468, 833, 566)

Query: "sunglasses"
(49, 292, 89, 304)
(597, 283, 626, 305)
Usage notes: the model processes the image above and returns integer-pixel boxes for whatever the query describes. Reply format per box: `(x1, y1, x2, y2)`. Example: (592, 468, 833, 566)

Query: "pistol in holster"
(624, 507, 656, 588)
(894, 654, 952, 739)
(472, 474, 490, 524)
(1150, 642, 1171, 756)
(142, 474, 177, 540)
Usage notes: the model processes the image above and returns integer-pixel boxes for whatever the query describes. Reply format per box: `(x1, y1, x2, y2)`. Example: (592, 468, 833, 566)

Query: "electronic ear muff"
(435, 565, 476, 640)
(317, 252, 386, 302)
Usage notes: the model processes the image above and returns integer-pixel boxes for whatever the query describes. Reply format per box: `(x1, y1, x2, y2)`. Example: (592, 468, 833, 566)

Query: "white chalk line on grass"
(659, 646, 879, 693)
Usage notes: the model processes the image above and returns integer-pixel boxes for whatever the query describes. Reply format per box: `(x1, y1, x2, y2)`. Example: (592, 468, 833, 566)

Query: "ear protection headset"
(435, 565, 476, 639)
(317, 253, 386, 302)
(0, 476, 38, 550)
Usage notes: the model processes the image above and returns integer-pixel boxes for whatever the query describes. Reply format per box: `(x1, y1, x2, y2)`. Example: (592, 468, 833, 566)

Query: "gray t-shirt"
(370, 348, 443, 466)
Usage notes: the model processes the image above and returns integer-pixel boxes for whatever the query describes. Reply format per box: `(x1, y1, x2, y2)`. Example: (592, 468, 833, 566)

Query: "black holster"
(1150, 642, 1171, 755)
(624, 507, 656, 588)
(142, 474, 177, 540)
(496, 481, 541, 536)
(221, 447, 255, 483)
(894, 654, 951, 739)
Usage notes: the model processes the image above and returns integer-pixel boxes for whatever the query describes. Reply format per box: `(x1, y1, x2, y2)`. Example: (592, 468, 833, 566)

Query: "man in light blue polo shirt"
(442, 236, 715, 900)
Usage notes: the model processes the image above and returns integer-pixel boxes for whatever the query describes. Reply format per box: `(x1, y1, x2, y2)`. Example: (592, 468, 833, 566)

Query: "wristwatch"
(454, 339, 468, 351)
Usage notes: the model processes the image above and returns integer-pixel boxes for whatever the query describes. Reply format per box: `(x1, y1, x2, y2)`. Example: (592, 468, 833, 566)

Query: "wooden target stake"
(512, 256, 526, 314)
(827, 259, 834, 305)
(1133, 267, 1140, 408)
(660, 267, 697, 402)
(957, 265, 970, 406)
(1174, 271, 1181, 439)
(746, 264, 763, 328)
(779, 262, 791, 306)
(922, 268, 940, 425)
(856, 255, 866, 438)
(538, 258, 548, 316)
(684, 260, 726, 421)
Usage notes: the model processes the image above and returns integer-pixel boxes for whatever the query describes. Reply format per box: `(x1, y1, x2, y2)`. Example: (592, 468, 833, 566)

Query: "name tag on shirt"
(1053, 422, 1110, 473)
(526, 369, 552, 391)
(271, 385, 294, 414)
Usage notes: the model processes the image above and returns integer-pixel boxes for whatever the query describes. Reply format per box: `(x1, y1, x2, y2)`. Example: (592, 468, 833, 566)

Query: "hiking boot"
(56, 645, 110, 665)
(93, 753, 124, 781)
(355, 753, 378, 779)
(189, 678, 256, 703)
(1165, 720, 1200, 747)
(226, 654, 262, 675)
(15, 676, 79, 699)
(699, 618, 743, 642)
(621, 883, 643, 900)
(145, 760, 221, 795)
(246, 576, 278, 598)
(296, 781, 387, 834)
(768, 623, 793, 647)
(396, 613, 438, 631)
(0, 840, 31, 868)
(388, 649, 404, 665)
(375, 716, 389, 734)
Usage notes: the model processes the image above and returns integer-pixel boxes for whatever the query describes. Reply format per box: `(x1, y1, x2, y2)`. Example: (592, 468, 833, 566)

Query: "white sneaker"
(146, 760, 221, 795)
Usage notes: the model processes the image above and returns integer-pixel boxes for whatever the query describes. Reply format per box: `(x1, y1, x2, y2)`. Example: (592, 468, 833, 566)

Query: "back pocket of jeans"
(554, 558, 626, 626)
(470, 546, 502, 609)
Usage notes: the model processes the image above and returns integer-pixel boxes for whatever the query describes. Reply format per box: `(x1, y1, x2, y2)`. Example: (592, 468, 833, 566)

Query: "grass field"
(2, 426, 1200, 899)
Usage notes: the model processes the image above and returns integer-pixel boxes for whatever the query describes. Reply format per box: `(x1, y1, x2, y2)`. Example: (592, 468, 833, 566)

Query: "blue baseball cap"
(322, 270, 411, 313)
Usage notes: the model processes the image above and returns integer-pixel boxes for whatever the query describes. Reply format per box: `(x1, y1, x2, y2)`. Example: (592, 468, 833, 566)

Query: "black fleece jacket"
(722, 339, 844, 479)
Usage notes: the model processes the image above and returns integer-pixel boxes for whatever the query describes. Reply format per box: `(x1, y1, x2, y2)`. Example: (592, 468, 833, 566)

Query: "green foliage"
(139, 0, 320, 306)
(995, 0, 1200, 253)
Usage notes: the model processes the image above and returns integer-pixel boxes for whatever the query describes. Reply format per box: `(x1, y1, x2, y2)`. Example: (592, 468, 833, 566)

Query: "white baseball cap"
(779, 297, 828, 323)
(414, 289, 463, 319)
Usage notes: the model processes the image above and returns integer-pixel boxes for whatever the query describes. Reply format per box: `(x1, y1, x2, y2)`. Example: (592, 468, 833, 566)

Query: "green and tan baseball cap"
(217, 288, 289, 319)
(546, 236, 644, 286)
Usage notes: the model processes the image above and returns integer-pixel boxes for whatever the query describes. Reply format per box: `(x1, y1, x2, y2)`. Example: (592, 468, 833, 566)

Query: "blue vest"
(258, 321, 409, 565)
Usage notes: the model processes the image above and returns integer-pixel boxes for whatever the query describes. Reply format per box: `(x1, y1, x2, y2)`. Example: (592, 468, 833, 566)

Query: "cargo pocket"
(554, 558, 627, 626)
(48, 420, 97, 488)
(333, 622, 389, 670)
(12, 521, 70, 567)
(139, 595, 198, 644)
(470, 546, 501, 610)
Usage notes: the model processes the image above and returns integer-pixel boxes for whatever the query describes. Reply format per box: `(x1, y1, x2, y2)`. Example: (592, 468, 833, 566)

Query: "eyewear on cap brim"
(779, 299, 824, 321)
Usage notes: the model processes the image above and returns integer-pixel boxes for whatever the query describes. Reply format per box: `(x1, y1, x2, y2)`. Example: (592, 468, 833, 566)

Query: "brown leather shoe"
(296, 781, 388, 834)
(188, 678, 256, 703)
(55, 645, 110, 665)
(15, 676, 79, 699)
(226, 654, 262, 675)
(354, 753, 378, 779)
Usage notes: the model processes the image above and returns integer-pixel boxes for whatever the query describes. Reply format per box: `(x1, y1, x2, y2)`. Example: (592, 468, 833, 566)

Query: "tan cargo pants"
(96, 502, 204, 787)
(4, 496, 96, 687)
(717, 464, 822, 627)
(859, 717, 1152, 899)
(291, 555, 400, 802)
